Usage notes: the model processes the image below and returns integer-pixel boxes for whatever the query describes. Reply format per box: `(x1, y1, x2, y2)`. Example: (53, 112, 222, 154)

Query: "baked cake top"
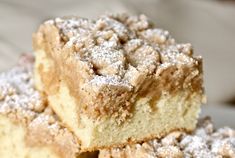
(34, 14, 204, 120)
(0, 54, 81, 158)
(100, 117, 235, 158)
(44, 13, 200, 89)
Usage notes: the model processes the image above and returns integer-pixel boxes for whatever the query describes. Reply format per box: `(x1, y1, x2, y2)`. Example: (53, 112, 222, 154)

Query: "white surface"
(201, 104, 235, 128)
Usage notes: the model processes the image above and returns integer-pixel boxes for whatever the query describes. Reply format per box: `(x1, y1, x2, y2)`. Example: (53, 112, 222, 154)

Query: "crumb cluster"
(50, 13, 196, 81)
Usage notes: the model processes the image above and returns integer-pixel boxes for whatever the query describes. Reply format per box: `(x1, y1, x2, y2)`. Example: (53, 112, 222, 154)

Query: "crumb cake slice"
(33, 14, 205, 151)
(0, 55, 96, 158)
(99, 117, 235, 158)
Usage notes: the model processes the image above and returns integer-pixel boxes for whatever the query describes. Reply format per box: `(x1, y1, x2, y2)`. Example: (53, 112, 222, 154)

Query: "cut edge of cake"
(98, 117, 235, 158)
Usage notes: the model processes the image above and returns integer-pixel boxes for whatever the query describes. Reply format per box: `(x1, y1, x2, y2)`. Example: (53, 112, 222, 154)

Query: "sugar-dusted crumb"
(0, 56, 42, 123)
(99, 117, 235, 158)
(50, 13, 195, 79)
(34, 13, 204, 121)
(49, 13, 200, 84)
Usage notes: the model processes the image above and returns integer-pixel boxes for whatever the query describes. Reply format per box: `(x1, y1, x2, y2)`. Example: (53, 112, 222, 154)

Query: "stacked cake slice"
(33, 13, 205, 152)
(0, 55, 97, 158)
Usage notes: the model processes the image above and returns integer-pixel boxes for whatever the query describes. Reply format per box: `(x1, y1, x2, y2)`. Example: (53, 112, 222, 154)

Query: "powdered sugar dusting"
(88, 75, 132, 91)
(45, 13, 199, 87)
(0, 62, 44, 123)
(0, 57, 53, 125)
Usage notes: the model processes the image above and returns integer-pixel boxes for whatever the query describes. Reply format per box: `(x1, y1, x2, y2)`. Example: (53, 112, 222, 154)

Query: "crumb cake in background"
(33, 13, 205, 151)
(99, 117, 235, 158)
(0, 55, 97, 158)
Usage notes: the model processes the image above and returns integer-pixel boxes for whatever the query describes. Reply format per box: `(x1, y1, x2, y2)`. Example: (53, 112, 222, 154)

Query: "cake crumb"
(99, 117, 235, 158)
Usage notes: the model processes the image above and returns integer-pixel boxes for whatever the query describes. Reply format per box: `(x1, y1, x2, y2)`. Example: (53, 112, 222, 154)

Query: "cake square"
(33, 14, 205, 151)
(0, 55, 96, 158)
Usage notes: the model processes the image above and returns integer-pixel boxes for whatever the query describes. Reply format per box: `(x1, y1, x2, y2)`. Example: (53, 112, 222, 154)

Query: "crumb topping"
(49, 13, 197, 80)
(34, 13, 204, 121)
(100, 117, 235, 158)
(0, 58, 43, 123)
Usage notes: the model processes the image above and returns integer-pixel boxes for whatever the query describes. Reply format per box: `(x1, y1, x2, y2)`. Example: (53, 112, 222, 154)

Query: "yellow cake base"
(48, 82, 201, 151)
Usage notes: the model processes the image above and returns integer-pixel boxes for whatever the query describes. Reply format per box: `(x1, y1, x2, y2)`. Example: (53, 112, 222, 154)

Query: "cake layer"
(0, 56, 97, 158)
(99, 117, 235, 158)
(33, 14, 205, 150)
(48, 82, 201, 150)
